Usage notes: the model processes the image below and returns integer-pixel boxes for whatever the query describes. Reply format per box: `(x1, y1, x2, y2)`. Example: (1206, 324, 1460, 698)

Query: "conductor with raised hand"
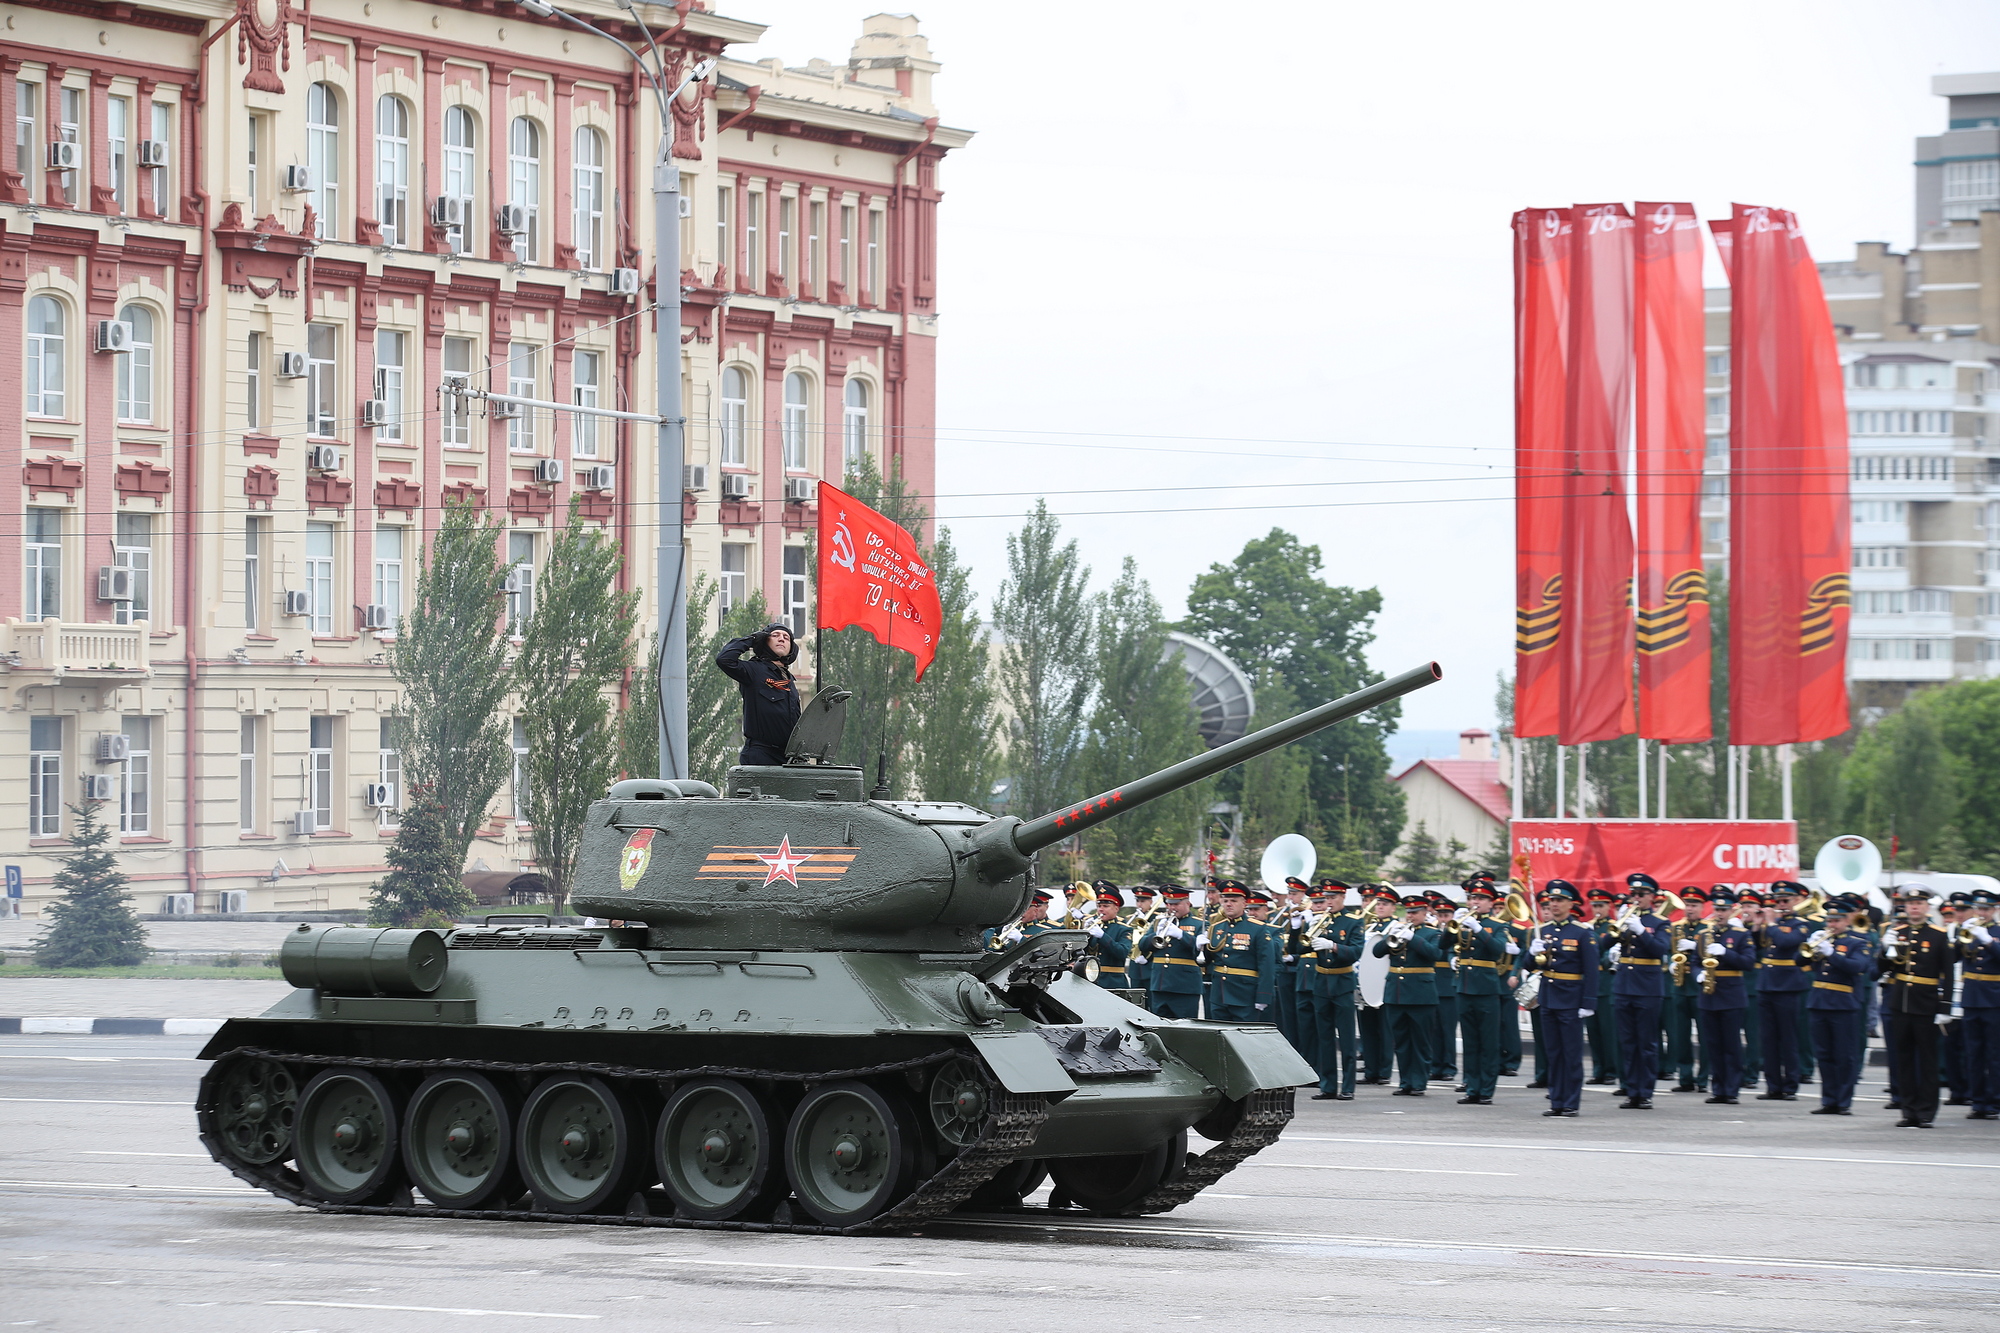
(715, 622, 803, 765)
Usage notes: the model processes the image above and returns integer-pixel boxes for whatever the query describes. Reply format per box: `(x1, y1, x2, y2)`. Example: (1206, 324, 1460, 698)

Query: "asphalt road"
(3, 1034, 1997, 1333)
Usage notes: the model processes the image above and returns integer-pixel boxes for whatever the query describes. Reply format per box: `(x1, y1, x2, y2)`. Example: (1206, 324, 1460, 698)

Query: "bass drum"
(1355, 937, 1390, 1009)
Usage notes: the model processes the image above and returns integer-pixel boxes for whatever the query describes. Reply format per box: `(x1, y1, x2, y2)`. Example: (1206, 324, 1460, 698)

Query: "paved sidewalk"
(0, 921, 303, 953)
(0, 978, 292, 1018)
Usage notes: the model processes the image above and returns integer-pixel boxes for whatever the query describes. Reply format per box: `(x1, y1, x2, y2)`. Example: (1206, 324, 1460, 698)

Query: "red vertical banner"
(1633, 202, 1713, 742)
(1558, 203, 1637, 744)
(1513, 208, 1572, 738)
(1727, 205, 1851, 744)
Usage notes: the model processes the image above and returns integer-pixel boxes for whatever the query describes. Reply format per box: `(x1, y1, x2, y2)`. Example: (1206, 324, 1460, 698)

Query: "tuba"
(1259, 834, 1317, 897)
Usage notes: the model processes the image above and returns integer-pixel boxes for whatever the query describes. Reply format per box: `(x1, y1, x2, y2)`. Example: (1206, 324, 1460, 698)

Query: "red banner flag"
(1513, 208, 1572, 738)
(1559, 203, 1637, 744)
(1633, 202, 1713, 743)
(815, 482, 945, 680)
(1510, 819, 1799, 900)
(1726, 205, 1851, 745)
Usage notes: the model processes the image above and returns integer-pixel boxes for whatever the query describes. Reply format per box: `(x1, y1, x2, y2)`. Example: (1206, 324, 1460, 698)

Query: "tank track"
(1129, 1086, 1293, 1215)
(196, 1044, 1048, 1236)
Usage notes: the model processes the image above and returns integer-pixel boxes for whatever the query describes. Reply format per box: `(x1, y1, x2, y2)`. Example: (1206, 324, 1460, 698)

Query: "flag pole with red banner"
(814, 482, 946, 681)
(1513, 208, 1573, 740)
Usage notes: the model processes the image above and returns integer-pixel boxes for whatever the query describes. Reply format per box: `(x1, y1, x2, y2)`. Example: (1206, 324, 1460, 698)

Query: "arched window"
(26, 295, 66, 418)
(306, 83, 339, 240)
(443, 106, 476, 244)
(572, 126, 604, 270)
(508, 117, 541, 261)
(782, 372, 810, 471)
(720, 366, 749, 467)
(115, 305, 155, 423)
(375, 95, 410, 246)
(843, 378, 870, 472)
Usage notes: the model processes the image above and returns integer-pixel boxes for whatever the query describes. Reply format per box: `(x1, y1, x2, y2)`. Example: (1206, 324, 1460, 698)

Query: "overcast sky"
(729, 0, 2000, 731)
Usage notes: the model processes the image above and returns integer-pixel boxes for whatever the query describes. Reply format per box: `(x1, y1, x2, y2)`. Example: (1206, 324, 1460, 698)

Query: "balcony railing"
(4, 618, 152, 678)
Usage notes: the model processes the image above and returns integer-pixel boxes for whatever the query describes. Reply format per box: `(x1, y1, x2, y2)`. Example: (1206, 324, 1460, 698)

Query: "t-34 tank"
(197, 662, 1440, 1233)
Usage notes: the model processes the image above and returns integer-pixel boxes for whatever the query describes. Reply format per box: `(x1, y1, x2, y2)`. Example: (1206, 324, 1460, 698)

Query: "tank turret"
(571, 662, 1442, 951)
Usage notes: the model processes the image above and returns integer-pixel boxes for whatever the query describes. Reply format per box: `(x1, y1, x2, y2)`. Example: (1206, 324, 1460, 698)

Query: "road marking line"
(0, 1054, 197, 1063)
(268, 1301, 597, 1320)
(0, 1097, 185, 1105)
(653, 1258, 968, 1277)
(1277, 1134, 2000, 1171)
(78, 1150, 208, 1158)
(936, 1217, 2000, 1278)
(0, 1179, 254, 1195)
(1239, 1162, 1515, 1177)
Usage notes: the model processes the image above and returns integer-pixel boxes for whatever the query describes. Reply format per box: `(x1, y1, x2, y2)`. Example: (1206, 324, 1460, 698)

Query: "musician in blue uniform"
(1082, 880, 1135, 990)
(1585, 887, 1623, 1087)
(1373, 891, 1443, 1095)
(1308, 878, 1366, 1101)
(1137, 886, 1206, 1019)
(1453, 877, 1519, 1105)
(1612, 872, 1673, 1110)
(1754, 880, 1813, 1101)
(1523, 879, 1600, 1117)
(1960, 887, 2000, 1120)
(1694, 901, 1758, 1104)
(1206, 882, 1278, 1023)
(1804, 893, 1875, 1115)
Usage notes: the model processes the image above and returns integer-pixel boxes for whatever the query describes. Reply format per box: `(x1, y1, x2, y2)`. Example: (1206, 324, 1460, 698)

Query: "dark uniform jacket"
(1611, 911, 1672, 999)
(1878, 921, 1955, 1017)
(1525, 920, 1600, 1010)
(1756, 914, 1813, 994)
(1454, 914, 1515, 996)
(1804, 930, 1874, 1011)
(1961, 929, 2000, 1010)
(1207, 917, 1278, 1009)
(1139, 913, 1206, 996)
(1373, 925, 1442, 1005)
(1310, 909, 1368, 1000)
(1087, 919, 1135, 989)
(715, 632, 802, 751)
(1697, 927, 1758, 1011)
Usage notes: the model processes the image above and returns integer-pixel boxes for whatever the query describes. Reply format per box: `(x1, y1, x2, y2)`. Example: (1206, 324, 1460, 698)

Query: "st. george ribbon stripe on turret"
(1010, 661, 1443, 858)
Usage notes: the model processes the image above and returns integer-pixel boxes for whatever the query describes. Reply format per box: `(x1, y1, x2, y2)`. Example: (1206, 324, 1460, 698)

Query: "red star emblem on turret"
(754, 836, 814, 887)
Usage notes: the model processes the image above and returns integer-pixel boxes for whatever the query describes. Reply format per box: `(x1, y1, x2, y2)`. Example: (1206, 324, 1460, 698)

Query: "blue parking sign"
(5, 865, 21, 898)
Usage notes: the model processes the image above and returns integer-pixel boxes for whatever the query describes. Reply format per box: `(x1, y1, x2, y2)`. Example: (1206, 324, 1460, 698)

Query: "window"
(1983, 592, 2000, 617)
(26, 508, 61, 621)
(442, 336, 474, 447)
(1850, 410, 1951, 435)
(1850, 638, 1953, 662)
(307, 715, 334, 831)
(715, 183, 731, 274)
(509, 117, 541, 261)
(1910, 588, 1953, 613)
(238, 716, 259, 833)
(843, 378, 870, 471)
(778, 195, 794, 286)
(107, 95, 130, 213)
(1704, 519, 1726, 543)
(305, 521, 336, 634)
(376, 95, 410, 247)
(1706, 352, 1729, 376)
(506, 344, 538, 452)
(306, 83, 339, 239)
(745, 189, 762, 283)
(115, 305, 155, 423)
(782, 372, 810, 471)
(443, 105, 476, 245)
(1854, 500, 1909, 526)
(244, 331, 264, 429)
(307, 323, 337, 436)
(808, 199, 825, 297)
(507, 531, 535, 633)
(1705, 435, 1727, 464)
(29, 716, 62, 837)
(374, 329, 405, 440)
(1702, 474, 1728, 498)
(572, 126, 604, 269)
(113, 513, 152, 626)
(243, 516, 266, 629)
(720, 543, 747, 614)
(14, 80, 36, 195)
(246, 112, 261, 212)
(782, 546, 807, 634)
(1944, 159, 2000, 221)
(867, 208, 884, 300)
(840, 203, 855, 293)
(120, 716, 151, 834)
(58, 86, 82, 207)
(1854, 546, 1908, 569)
(1854, 590, 1905, 615)
(378, 718, 401, 825)
(1852, 456, 1952, 482)
(26, 295, 66, 417)
(720, 365, 749, 467)
(148, 101, 169, 214)
(1705, 393, 1728, 425)
(511, 717, 530, 820)
(373, 526, 404, 619)
(572, 350, 601, 457)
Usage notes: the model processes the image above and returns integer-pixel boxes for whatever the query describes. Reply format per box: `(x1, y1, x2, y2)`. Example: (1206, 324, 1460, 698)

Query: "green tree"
(389, 500, 515, 862)
(1182, 529, 1404, 851)
(32, 802, 147, 968)
(1388, 821, 1444, 883)
(693, 587, 774, 781)
(992, 501, 1095, 818)
(1842, 701, 1955, 865)
(1079, 558, 1207, 881)
(517, 507, 638, 908)
(1230, 666, 1315, 872)
(1915, 677, 2000, 858)
(366, 786, 470, 927)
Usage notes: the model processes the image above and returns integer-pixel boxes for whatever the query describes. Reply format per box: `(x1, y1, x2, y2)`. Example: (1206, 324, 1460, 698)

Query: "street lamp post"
(519, 0, 708, 781)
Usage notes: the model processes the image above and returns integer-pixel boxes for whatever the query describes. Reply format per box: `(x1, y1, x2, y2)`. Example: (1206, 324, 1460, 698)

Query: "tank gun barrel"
(1011, 661, 1442, 858)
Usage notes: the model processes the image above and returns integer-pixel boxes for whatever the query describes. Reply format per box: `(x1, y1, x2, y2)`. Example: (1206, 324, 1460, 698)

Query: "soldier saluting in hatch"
(716, 622, 803, 765)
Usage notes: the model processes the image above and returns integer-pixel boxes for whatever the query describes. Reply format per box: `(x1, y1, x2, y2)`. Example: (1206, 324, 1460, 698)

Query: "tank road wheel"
(293, 1069, 405, 1204)
(654, 1078, 787, 1221)
(1047, 1130, 1188, 1217)
(783, 1080, 918, 1227)
(402, 1072, 520, 1209)
(926, 1057, 989, 1150)
(518, 1075, 643, 1214)
(211, 1055, 298, 1167)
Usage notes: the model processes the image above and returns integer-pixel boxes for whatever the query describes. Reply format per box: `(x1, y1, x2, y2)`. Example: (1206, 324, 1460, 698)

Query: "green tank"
(197, 662, 1440, 1232)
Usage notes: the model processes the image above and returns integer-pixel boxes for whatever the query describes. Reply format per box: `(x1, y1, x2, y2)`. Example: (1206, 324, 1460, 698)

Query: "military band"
(978, 866, 2000, 1124)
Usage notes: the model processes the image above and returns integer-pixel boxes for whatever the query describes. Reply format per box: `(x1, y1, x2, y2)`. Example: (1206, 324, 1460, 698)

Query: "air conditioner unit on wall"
(291, 810, 318, 836)
(783, 477, 817, 504)
(430, 195, 464, 228)
(81, 774, 116, 800)
(611, 268, 641, 296)
(95, 733, 130, 763)
(98, 566, 136, 603)
(47, 142, 79, 172)
(359, 400, 391, 428)
(361, 603, 394, 631)
(282, 164, 312, 192)
(278, 352, 309, 379)
(219, 890, 249, 913)
(138, 139, 169, 169)
(720, 473, 752, 501)
(283, 589, 312, 617)
(683, 464, 708, 493)
(307, 445, 342, 472)
(364, 783, 395, 808)
(162, 893, 194, 915)
(533, 459, 563, 484)
(489, 399, 523, 420)
(94, 321, 134, 354)
(582, 465, 615, 492)
(496, 203, 529, 236)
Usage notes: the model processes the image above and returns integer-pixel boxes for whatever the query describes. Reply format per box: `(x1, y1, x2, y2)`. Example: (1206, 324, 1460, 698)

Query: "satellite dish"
(1163, 631, 1255, 750)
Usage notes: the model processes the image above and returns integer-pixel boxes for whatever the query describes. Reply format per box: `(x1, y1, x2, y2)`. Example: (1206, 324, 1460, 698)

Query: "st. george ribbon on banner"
(815, 482, 945, 679)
